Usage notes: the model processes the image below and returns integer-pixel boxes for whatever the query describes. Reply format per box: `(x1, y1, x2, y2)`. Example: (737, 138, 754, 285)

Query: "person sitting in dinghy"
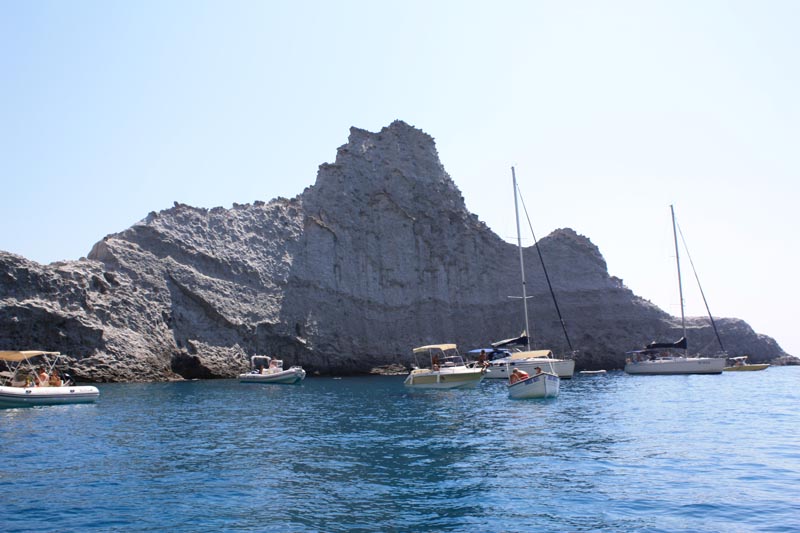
(48, 369, 63, 387)
(509, 368, 529, 384)
(36, 367, 49, 387)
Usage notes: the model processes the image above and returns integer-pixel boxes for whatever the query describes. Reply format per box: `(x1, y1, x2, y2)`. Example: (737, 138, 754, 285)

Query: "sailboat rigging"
(515, 179, 574, 353)
(483, 168, 576, 381)
(504, 167, 561, 399)
(675, 221, 725, 353)
(624, 205, 726, 375)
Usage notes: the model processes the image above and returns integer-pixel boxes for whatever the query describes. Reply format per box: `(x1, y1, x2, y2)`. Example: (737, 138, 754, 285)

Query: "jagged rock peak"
(546, 228, 607, 265)
(336, 120, 438, 172)
(304, 120, 467, 216)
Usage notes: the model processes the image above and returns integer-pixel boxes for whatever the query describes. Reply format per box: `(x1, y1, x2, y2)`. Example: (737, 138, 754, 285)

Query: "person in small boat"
(509, 367, 529, 384)
(431, 354, 440, 371)
(48, 369, 63, 387)
(534, 366, 543, 375)
(36, 367, 49, 387)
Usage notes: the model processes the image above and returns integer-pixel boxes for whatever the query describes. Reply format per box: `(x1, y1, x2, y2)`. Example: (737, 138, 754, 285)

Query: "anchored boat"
(0, 351, 99, 408)
(507, 367, 560, 399)
(724, 356, 769, 372)
(624, 205, 725, 376)
(502, 167, 561, 398)
(239, 355, 306, 384)
(480, 337, 575, 379)
(404, 344, 484, 389)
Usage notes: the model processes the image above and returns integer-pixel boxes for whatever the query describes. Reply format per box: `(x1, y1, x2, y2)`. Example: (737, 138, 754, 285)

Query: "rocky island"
(0, 121, 790, 381)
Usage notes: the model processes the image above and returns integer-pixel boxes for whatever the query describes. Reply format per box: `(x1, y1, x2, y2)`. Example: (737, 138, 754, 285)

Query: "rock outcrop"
(0, 121, 790, 381)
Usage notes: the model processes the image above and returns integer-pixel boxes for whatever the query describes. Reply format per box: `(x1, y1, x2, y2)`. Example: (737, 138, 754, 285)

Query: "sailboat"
(482, 333, 575, 380)
(504, 167, 560, 399)
(624, 205, 726, 375)
(484, 169, 576, 380)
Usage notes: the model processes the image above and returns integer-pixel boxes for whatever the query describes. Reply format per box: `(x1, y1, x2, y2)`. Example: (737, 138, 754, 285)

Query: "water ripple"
(2, 369, 799, 532)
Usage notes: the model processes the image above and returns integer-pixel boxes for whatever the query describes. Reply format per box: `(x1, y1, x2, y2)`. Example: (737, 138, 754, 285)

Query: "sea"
(2, 367, 798, 533)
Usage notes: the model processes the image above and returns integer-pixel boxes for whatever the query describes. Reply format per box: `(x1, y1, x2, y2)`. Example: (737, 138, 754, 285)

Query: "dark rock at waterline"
(0, 121, 790, 381)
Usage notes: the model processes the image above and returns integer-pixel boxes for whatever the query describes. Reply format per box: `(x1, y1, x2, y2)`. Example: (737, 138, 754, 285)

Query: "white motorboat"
(239, 355, 306, 384)
(0, 350, 100, 408)
(404, 344, 484, 389)
(624, 205, 726, 376)
(507, 369, 560, 399)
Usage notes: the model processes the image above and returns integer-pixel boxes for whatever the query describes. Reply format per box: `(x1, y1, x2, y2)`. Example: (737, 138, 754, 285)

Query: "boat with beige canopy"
(0, 351, 100, 408)
(404, 344, 484, 389)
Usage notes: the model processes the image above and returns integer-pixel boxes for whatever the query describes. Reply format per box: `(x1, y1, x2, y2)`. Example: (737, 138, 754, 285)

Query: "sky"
(1, 1, 798, 356)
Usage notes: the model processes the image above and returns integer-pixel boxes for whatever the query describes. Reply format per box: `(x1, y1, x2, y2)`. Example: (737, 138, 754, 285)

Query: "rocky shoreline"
(0, 121, 792, 382)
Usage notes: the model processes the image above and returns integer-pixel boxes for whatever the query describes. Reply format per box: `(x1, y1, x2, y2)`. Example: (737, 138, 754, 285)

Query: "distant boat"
(503, 167, 560, 398)
(239, 355, 306, 384)
(724, 356, 769, 372)
(624, 206, 725, 376)
(404, 344, 484, 389)
(579, 370, 607, 375)
(0, 350, 100, 408)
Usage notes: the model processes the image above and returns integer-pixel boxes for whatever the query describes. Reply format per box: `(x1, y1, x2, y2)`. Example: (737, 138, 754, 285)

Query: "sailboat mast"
(671, 205, 687, 347)
(512, 167, 532, 351)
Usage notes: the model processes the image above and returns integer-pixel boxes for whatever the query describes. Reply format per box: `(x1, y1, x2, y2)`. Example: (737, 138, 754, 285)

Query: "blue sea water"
(2, 368, 799, 533)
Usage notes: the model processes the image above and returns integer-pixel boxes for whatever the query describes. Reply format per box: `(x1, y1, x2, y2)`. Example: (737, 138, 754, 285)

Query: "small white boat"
(579, 370, 607, 375)
(724, 356, 769, 372)
(0, 350, 100, 408)
(507, 368, 560, 399)
(239, 355, 306, 384)
(404, 344, 484, 389)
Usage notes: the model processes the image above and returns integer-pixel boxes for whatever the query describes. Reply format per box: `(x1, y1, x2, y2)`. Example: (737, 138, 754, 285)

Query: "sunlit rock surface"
(0, 121, 789, 381)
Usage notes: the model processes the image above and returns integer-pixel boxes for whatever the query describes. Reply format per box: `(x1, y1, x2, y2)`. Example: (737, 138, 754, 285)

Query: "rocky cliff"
(0, 121, 789, 381)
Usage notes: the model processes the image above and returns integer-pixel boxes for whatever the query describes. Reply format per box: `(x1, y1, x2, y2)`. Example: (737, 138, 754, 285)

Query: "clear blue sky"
(2, 1, 798, 356)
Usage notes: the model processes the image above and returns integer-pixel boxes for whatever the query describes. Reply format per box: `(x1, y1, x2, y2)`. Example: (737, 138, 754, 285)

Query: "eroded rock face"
(0, 121, 790, 381)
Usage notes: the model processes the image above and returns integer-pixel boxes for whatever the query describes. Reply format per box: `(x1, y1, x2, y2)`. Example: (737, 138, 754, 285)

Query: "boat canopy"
(0, 351, 60, 362)
(645, 337, 687, 351)
(250, 355, 272, 367)
(413, 344, 457, 354)
(506, 350, 554, 360)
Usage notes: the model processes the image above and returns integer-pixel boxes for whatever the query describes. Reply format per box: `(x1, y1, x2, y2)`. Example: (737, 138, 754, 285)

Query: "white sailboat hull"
(624, 357, 725, 375)
(0, 385, 100, 408)
(507, 373, 560, 399)
(485, 358, 574, 379)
